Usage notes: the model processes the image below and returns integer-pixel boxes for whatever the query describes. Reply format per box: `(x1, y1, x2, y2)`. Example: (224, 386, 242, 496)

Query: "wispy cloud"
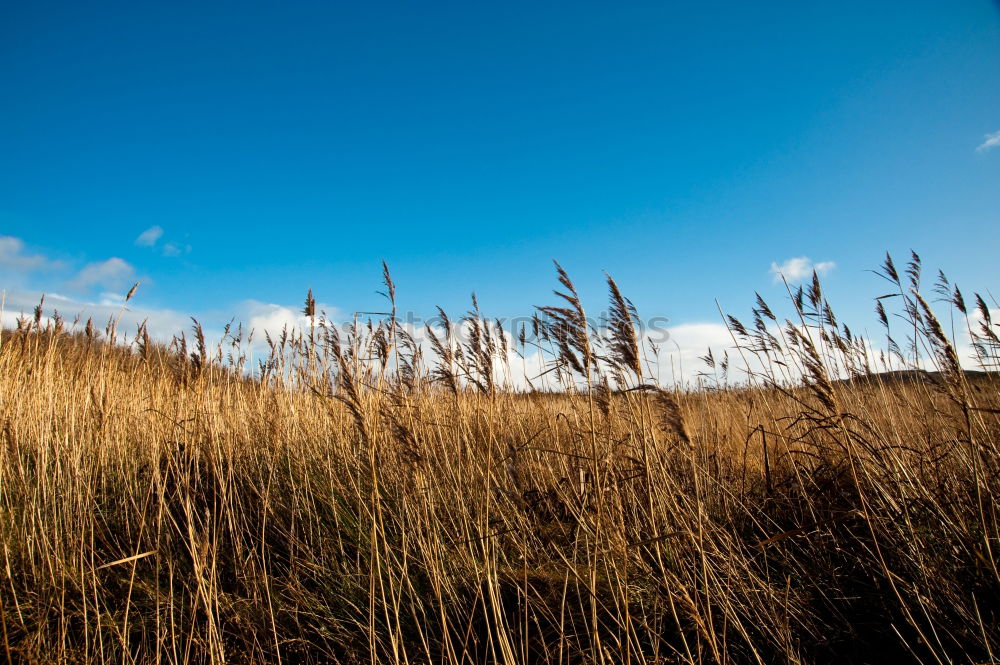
(769, 256, 835, 283)
(135, 225, 164, 247)
(976, 130, 1000, 154)
(0, 234, 144, 297)
(162, 242, 191, 257)
(136, 226, 190, 257)
(0, 235, 63, 272)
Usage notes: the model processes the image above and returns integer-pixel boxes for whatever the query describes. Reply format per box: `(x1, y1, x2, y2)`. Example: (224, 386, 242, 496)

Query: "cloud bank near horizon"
(3, 234, 992, 386)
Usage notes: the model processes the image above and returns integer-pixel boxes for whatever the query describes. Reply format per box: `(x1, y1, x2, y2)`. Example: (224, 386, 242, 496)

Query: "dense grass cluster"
(1, 253, 998, 664)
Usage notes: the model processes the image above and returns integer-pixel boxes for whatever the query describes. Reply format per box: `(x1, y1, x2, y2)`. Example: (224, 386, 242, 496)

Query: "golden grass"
(1, 253, 998, 664)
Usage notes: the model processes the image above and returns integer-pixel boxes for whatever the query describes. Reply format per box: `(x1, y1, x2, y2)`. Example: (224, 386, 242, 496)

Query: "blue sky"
(2, 1, 999, 348)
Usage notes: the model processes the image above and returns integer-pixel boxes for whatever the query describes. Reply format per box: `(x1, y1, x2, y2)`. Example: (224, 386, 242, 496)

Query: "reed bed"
(0, 252, 998, 664)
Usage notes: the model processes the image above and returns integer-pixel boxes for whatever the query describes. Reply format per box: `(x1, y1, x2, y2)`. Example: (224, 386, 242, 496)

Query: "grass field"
(1, 253, 998, 664)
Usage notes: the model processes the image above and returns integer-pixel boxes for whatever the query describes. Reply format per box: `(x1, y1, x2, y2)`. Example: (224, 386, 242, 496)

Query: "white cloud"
(643, 321, 729, 386)
(244, 301, 310, 338)
(135, 226, 164, 247)
(957, 306, 1000, 370)
(770, 256, 836, 283)
(162, 243, 181, 257)
(976, 130, 1000, 154)
(237, 299, 338, 344)
(0, 235, 62, 272)
(814, 260, 836, 274)
(71, 258, 137, 291)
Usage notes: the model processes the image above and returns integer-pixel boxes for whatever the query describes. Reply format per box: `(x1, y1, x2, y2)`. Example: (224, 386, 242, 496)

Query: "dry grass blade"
(95, 550, 157, 571)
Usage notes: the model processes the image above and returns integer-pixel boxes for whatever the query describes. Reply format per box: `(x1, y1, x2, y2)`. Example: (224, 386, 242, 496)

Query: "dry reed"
(0, 253, 998, 664)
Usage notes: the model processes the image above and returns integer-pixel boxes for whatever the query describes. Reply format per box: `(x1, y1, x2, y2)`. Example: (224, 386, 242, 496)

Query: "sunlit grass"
(1, 252, 997, 664)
